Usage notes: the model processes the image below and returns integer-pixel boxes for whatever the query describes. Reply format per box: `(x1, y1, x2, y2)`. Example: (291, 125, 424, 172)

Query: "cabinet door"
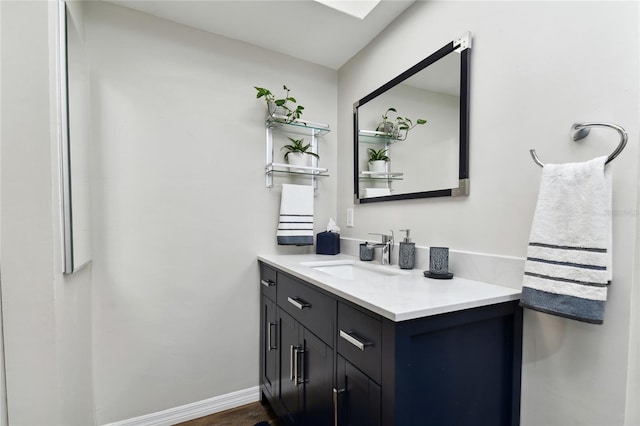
(336, 355, 381, 426)
(302, 329, 334, 426)
(279, 310, 301, 423)
(261, 295, 278, 399)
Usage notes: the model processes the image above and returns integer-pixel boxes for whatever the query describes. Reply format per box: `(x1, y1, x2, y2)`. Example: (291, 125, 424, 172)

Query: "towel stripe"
(526, 257, 607, 270)
(520, 288, 605, 324)
(523, 274, 607, 301)
(529, 242, 607, 253)
(527, 245, 606, 269)
(525, 259, 607, 285)
(524, 271, 608, 287)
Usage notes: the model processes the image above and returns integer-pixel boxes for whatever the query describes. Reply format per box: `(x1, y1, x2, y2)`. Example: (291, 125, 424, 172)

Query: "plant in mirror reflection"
(377, 107, 426, 140)
(367, 148, 390, 162)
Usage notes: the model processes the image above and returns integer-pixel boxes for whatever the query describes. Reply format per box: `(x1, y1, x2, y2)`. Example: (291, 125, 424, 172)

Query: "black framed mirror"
(353, 32, 471, 203)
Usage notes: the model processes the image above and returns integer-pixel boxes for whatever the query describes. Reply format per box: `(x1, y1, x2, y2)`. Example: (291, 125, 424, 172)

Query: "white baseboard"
(102, 386, 260, 426)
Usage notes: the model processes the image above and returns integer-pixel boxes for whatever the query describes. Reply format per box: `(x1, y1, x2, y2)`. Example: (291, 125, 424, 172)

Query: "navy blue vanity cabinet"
(336, 355, 381, 426)
(335, 299, 523, 426)
(335, 302, 383, 425)
(379, 300, 523, 426)
(259, 261, 523, 426)
(259, 263, 336, 426)
(279, 309, 334, 425)
(259, 264, 279, 402)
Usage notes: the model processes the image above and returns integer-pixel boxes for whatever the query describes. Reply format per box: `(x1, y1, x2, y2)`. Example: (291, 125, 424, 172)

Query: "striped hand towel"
(520, 156, 611, 324)
(277, 184, 314, 246)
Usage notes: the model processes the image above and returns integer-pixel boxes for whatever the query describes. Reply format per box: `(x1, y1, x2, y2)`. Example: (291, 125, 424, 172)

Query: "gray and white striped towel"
(520, 156, 612, 324)
(277, 184, 314, 246)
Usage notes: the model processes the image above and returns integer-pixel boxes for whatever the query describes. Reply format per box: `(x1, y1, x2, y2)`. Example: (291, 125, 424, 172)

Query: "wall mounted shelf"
(265, 118, 330, 195)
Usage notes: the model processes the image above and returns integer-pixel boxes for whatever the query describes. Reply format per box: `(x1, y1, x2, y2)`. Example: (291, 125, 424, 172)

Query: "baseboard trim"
(102, 386, 260, 426)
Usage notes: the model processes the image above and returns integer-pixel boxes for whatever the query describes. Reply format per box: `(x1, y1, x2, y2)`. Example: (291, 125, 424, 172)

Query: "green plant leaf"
(254, 87, 271, 98)
(417, 119, 427, 124)
(282, 137, 319, 159)
(367, 148, 389, 161)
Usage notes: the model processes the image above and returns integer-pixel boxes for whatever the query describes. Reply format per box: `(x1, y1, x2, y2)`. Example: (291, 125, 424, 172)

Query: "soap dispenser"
(398, 229, 416, 270)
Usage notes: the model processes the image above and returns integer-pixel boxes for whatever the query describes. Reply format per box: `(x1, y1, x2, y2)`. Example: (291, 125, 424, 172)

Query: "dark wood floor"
(175, 401, 279, 426)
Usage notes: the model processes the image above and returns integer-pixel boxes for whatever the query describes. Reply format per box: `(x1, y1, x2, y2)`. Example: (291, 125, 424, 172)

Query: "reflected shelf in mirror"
(359, 171, 403, 181)
(358, 129, 405, 144)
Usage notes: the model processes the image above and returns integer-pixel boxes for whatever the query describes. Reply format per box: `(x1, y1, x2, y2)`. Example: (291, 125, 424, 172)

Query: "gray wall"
(0, 1, 95, 425)
(337, 2, 639, 425)
(83, 2, 337, 423)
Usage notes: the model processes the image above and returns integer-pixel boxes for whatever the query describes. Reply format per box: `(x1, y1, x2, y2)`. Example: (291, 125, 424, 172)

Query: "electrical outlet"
(346, 208, 354, 227)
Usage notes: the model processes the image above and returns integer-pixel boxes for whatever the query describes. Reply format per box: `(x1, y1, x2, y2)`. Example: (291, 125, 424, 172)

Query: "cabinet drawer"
(337, 302, 381, 383)
(277, 274, 336, 346)
(260, 263, 277, 301)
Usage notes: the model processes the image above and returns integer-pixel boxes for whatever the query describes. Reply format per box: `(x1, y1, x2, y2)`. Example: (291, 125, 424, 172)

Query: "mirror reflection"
(354, 33, 470, 203)
(60, 0, 92, 273)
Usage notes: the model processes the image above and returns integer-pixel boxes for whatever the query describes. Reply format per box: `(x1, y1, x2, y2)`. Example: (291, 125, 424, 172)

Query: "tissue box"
(316, 231, 340, 255)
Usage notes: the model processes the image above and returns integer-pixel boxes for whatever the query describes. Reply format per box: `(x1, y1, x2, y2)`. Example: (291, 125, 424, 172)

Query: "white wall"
(0, 1, 94, 425)
(338, 2, 639, 425)
(83, 2, 337, 423)
(628, 172, 640, 424)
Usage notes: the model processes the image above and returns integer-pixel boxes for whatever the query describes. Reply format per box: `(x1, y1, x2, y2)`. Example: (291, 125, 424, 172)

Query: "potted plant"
(367, 148, 390, 173)
(254, 85, 305, 124)
(282, 137, 319, 172)
(376, 107, 427, 140)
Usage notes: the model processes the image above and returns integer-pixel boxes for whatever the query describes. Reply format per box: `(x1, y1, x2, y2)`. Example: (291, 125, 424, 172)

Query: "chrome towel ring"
(530, 122, 628, 167)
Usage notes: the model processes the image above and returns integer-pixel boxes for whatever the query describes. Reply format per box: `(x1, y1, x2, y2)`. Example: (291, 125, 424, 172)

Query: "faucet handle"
(368, 231, 394, 244)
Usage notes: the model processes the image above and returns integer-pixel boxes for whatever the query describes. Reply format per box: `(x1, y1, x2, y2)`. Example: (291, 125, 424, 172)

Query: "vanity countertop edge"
(258, 253, 521, 322)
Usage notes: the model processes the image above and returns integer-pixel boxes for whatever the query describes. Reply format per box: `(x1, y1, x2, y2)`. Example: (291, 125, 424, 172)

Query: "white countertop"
(258, 253, 521, 322)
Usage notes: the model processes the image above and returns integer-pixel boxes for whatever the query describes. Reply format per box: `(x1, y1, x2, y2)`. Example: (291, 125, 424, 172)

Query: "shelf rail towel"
(520, 156, 612, 324)
(277, 184, 314, 246)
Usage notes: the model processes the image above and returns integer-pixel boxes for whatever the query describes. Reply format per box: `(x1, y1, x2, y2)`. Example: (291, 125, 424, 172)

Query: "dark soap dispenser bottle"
(398, 229, 416, 270)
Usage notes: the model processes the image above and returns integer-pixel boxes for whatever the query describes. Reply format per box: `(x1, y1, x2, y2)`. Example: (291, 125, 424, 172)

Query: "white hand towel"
(520, 156, 612, 324)
(277, 184, 314, 245)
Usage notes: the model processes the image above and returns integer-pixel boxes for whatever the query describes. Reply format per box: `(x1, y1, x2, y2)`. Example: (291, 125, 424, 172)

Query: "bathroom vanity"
(258, 254, 522, 426)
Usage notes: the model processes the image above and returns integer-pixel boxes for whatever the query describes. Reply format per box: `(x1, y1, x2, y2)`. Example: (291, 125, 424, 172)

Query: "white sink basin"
(300, 260, 408, 281)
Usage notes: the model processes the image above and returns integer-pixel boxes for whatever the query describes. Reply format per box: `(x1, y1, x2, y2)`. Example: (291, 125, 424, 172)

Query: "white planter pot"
(268, 101, 287, 121)
(377, 122, 399, 138)
(368, 160, 388, 173)
(287, 152, 309, 172)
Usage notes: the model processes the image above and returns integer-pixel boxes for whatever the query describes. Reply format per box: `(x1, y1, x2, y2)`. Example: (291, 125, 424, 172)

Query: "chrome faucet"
(368, 231, 394, 265)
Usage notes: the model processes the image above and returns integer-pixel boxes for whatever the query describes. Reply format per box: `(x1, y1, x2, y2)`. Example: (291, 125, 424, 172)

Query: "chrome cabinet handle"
(267, 322, 276, 351)
(289, 345, 295, 382)
(294, 346, 306, 386)
(333, 387, 345, 426)
(287, 297, 311, 310)
(293, 346, 299, 386)
(339, 330, 369, 351)
(261, 279, 276, 287)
